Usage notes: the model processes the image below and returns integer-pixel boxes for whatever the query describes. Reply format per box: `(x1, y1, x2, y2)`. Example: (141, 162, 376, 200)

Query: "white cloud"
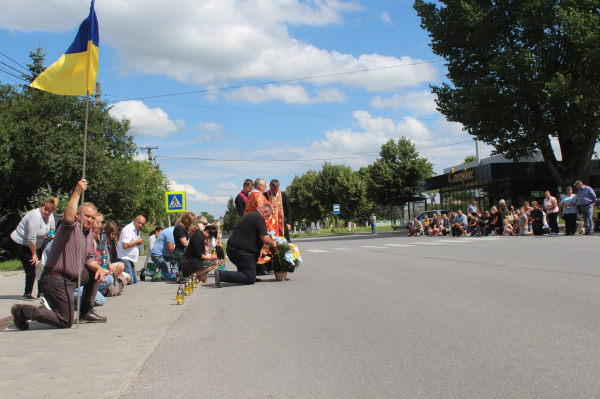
(222, 84, 347, 104)
(1, 1, 438, 92)
(211, 182, 240, 197)
(109, 100, 180, 138)
(312, 110, 432, 154)
(380, 11, 393, 25)
(168, 179, 230, 207)
(370, 90, 438, 115)
(168, 180, 212, 202)
(195, 122, 223, 131)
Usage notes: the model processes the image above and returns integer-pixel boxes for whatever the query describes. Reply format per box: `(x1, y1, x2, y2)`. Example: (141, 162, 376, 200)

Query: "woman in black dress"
(178, 224, 219, 283)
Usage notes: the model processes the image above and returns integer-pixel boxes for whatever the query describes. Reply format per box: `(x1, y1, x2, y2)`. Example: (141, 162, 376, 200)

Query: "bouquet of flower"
(268, 232, 302, 272)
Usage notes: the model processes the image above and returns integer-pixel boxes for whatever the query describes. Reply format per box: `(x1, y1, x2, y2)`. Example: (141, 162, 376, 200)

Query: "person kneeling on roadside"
(11, 179, 107, 330)
(408, 218, 423, 237)
(178, 224, 219, 283)
(214, 204, 277, 287)
(149, 226, 177, 282)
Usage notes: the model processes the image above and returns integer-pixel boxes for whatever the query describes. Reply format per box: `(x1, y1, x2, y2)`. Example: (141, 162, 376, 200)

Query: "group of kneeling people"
(143, 212, 223, 284)
(409, 202, 562, 237)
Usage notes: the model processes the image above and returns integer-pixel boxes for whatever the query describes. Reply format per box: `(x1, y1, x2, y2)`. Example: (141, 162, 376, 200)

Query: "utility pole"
(140, 146, 158, 163)
(95, 82, 101, 107)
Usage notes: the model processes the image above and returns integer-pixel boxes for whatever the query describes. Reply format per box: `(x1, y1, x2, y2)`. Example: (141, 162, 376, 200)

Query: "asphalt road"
(123, 233, 600, 398)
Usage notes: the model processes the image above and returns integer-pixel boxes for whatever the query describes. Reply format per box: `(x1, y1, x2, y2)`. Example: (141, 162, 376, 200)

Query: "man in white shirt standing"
(117, 215, 146, 285)
(467, 200, 478, 216)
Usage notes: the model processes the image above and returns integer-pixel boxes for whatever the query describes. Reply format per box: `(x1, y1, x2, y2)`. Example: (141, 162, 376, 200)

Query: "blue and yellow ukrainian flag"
(30, 0, 99, 96)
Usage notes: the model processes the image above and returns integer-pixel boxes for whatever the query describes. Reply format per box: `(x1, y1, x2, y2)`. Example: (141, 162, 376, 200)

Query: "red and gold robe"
(265, 190, 285, 237)
(243, 190, 277, 233)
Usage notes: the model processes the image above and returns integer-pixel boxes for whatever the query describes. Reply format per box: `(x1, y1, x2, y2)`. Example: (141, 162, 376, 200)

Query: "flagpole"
(76, 89, 90, 329)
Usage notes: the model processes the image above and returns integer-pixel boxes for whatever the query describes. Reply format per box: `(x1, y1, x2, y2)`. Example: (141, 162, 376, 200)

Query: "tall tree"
(414, 0, 600, 188)
(286, 172, 321, 227)
(315, 162, 367, 222)
(365, 137, 434, 205)
(222, 197, 240, 232)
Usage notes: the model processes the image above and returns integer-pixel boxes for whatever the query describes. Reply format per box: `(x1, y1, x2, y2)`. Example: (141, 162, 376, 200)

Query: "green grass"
(290, 225, 395, 239)
(0, 259, 23, 271)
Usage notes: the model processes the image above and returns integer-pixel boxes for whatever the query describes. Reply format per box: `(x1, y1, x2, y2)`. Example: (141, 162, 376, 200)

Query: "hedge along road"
(123, 233, 600, 398)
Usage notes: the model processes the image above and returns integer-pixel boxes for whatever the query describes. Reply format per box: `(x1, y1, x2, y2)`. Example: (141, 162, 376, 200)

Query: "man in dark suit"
(264, 179, 292, 242)
(235, 179, 254, 217)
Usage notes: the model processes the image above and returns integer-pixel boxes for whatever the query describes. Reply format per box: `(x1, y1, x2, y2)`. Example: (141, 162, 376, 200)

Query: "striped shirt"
(45, 220, 95, 279)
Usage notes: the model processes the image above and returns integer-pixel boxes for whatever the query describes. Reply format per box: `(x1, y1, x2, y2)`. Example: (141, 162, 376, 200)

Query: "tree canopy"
(222, 197, 240, 232)
(414, 0, 600, 188)
(363, 137, 434, 204)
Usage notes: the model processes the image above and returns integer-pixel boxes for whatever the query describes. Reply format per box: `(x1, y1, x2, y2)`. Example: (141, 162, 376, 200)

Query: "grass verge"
(290, 225, 396, 239)
(0, 259, 23, 271)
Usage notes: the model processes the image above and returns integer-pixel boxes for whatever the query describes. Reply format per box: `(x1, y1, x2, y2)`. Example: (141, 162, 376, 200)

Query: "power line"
(0, 52, 29, 73)
(110, 59, 445, 101)
(0, 67, 28, 83)
(0, 61, 27, 76)
(105, 94, 441, 122)
(0, 71, 21, 85)
(154, 140, 473, 163)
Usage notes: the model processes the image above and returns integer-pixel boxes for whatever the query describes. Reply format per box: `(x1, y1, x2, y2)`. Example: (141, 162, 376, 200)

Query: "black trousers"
(563, 213, 576, 235)
(547, 212, 559, 234)
(9, 238, 42, 296)
(221, 246, 257, 285)
(21, 268, 99, 329)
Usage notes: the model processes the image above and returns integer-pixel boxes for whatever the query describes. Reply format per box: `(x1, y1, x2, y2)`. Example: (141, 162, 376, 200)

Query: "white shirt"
(117, 221, 140, 262)
(11, 208, 55, 247)
(147, 234, 157, 254)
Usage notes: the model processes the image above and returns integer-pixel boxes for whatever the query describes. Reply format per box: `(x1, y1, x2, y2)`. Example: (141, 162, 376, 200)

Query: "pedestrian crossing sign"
(165, 191, 186, 213)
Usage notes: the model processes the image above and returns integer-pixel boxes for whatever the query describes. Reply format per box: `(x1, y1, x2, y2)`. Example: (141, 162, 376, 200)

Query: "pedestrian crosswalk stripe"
(306, 249, 329, 253)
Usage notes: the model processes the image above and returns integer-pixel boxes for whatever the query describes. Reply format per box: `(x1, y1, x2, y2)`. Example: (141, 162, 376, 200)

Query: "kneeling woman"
(178, 224, 219, 283)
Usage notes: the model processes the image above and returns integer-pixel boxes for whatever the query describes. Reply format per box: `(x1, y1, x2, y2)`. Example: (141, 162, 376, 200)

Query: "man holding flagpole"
(11, 179, 107, 330)
(26, 0, 100, 327)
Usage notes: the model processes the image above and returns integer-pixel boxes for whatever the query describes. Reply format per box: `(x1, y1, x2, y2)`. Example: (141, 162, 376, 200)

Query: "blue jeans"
(74, 274, 113, 307)
(150, 255, 177, 280)
(120, 259, 138, 285)
(581, 203, 594, 234)
(222, 246, 257, 285)
(371, 222, 377, 234)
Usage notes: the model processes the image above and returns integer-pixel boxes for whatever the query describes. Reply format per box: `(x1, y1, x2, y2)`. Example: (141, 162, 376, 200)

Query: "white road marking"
(359, 246, 387, 249)
(382, 244, 414, 247)
(411, 242, 446, 245)
(306, 249, 329, 253)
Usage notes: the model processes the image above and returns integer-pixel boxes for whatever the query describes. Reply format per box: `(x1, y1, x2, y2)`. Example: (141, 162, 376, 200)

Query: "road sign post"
(333, 204, 340, 232)
(166, 191, 186, 214)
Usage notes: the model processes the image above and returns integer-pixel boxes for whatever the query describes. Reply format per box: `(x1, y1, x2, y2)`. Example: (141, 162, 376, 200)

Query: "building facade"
(423, 152, 600, 212)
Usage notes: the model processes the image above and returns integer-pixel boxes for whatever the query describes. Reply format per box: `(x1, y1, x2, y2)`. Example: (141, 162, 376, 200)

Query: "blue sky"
(0, 0, 491, 217)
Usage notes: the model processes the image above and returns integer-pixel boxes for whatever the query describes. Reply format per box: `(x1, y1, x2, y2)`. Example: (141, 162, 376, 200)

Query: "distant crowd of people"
(8, 176, 292, 331)
(408, 181, 597, 237)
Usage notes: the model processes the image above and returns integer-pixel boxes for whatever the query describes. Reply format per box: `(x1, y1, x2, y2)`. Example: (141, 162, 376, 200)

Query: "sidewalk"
(0, 259, 201, 399)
